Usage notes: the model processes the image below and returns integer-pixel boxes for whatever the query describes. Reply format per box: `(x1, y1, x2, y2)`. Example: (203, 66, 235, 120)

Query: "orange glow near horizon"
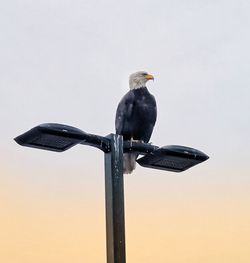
(1, 172, 250, 263)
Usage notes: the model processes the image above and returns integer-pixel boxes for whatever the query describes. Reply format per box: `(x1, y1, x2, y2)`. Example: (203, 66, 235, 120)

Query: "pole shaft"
(104, 134, 126, 263)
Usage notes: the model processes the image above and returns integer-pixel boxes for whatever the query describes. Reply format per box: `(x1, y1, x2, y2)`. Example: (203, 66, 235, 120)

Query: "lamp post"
(14, 123, 209, 263)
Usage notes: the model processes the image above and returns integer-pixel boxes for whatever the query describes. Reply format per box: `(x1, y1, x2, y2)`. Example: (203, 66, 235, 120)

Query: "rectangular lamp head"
(137, 145, 209, 172)
(14, 123, 86, 152)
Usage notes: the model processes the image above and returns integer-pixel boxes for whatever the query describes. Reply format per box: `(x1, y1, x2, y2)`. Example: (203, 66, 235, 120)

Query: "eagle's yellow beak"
(145, 74, 154, 80)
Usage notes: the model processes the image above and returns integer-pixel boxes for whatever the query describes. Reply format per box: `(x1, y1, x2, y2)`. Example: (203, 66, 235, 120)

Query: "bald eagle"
(115, 71, 157, 174)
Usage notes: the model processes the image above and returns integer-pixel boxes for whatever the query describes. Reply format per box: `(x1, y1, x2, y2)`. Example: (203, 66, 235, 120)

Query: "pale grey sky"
(1, 0, 250, 198)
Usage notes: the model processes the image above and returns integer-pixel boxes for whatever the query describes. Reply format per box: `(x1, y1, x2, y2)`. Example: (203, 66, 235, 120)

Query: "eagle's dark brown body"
(115, 87, 157, 142)
(115, 86, 157, 173)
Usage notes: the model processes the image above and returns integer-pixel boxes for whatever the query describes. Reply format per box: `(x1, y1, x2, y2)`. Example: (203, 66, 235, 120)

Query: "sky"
(1, 0, 250, 262)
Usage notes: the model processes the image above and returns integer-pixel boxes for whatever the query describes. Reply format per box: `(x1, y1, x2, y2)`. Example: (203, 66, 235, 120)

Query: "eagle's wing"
(115, 91, 134, 136)
(115, 91, 138, 174)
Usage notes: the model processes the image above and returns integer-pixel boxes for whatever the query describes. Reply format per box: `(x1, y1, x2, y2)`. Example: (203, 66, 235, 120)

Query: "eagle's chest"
(133, 96, 151, 117)
(128, 95, 156, 130)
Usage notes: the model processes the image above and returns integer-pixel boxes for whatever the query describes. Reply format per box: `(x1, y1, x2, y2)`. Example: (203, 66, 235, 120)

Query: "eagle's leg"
(130, 137, 143, 147)
(123, 138, 143, 174)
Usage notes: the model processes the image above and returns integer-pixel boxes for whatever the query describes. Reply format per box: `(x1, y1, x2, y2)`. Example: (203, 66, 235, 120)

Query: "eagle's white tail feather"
(123, 153, 138, 174)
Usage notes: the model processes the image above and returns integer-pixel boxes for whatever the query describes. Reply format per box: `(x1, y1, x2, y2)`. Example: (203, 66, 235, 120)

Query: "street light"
(14, 123, 209, 263)
(14, 123, 110, 152)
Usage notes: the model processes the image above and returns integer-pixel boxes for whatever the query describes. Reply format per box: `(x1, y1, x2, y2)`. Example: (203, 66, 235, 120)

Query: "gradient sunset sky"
(1, 0, 250, 262)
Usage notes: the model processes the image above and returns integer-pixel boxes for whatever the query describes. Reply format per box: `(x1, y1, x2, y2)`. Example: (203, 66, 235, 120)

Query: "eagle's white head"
(129, 71, 154, 90)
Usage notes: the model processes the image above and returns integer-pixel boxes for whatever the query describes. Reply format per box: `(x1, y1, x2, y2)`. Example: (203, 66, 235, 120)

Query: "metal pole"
(104, 134, 126, 263)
